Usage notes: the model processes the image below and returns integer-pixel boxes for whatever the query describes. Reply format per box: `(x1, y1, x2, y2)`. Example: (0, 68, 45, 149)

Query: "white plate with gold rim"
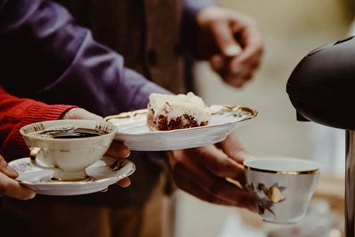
(9, 157, 135, 196)
(105, 105, 257, 151)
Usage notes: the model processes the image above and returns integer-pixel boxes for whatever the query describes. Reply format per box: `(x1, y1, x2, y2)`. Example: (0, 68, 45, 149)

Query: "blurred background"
(174, 0, 354, 236)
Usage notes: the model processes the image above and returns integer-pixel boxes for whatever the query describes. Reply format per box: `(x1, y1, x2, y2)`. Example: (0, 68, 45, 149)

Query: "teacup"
(244, 157, 321, 224)
(20, 120, 117, 181)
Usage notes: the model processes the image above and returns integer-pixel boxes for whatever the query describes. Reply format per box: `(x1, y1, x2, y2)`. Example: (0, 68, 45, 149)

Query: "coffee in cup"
(20, 120, 117, 181)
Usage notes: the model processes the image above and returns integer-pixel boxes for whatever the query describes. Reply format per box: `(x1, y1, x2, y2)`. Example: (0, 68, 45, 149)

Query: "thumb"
(218, 132, 253, 163)
(212, 22, 242, 57)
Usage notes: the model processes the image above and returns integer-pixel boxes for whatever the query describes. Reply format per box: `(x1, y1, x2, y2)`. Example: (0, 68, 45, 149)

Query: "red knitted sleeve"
(0, 87, 77, 161)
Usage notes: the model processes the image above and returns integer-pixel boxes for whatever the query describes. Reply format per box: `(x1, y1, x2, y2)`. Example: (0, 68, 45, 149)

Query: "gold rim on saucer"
(104, 105, 258, 133)
(244, 165, 320, 175)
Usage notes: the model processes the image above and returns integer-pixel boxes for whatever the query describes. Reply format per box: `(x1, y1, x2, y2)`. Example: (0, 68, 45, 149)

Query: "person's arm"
(0, 0, 170, 117)
(181, 0, 217, 55)
(0, 87, 77, 160)
(183, 0, 216, 18)
(0, 87, 132, 191)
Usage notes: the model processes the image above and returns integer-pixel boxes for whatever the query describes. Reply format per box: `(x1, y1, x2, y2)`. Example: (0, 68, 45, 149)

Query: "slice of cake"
(147, 92, 211, 131)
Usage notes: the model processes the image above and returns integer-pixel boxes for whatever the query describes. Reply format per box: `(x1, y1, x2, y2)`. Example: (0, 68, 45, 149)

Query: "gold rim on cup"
(244, 165, 320, 175)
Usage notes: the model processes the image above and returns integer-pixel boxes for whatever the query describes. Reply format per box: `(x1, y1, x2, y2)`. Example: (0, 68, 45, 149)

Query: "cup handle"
(30, 147, 55, 170)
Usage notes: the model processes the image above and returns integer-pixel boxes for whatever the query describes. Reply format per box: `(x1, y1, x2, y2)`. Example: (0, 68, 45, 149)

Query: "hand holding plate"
(167, 132, 255, 210)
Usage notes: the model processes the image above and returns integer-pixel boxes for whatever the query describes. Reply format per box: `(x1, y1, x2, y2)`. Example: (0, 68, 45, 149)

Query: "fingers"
(0, 155, 18, 178)
(174, 172, 232, 206)
(218, 132, 249, 163)
(99, 177, 131, 193)
(189, 145, 246, 183)
(208, 11, 263, 88)
(0, 155, 36, 200)
(115, 177, 131, 188)
(105, 141, 130, 159)
(211, 47, 262, 88)
(61, 108, 103, 121)
(100, 187, 108, 192)
(224, 45, 262, 88)
(105, 142, 131, 189)
(97, 177, 131, 193)
(209, 54, 225, 72)
(172, 157, 255, 210)
(230, 18, 264, 69)
(210, 19, 242, 57)
(168, 148, 256, 209)
(227, 18, 263, 87)
(105, 142, 131, 188)
(100, 177, 131, 193)
(0, 172, 36, 200)
(209, 52, 257, 88)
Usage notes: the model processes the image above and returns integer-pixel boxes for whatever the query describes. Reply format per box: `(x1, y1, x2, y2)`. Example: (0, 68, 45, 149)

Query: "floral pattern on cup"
(245, 182, 286, 216)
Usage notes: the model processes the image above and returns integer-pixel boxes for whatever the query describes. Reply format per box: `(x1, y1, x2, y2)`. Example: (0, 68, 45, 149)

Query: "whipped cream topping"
(148, 92, 211, 123)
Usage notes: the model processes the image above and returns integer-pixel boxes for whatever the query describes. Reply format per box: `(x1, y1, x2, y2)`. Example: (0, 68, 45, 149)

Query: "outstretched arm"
(0, 0, 170, 117)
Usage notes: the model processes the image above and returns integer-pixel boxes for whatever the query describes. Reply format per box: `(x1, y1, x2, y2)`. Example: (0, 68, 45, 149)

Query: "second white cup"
(244, 157, 321, 224)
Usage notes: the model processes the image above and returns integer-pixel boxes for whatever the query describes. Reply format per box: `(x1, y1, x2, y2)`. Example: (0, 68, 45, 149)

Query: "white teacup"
(20, 120, 117, 181)
(244, 157, 321, 224)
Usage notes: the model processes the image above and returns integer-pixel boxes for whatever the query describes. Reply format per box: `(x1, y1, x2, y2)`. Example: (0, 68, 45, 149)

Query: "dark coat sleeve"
(181, 0, 216, 56)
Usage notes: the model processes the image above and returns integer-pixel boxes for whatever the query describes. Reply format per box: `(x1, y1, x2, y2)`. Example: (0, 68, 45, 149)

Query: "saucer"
(105, 105, 257, 151)
(9, 157, 135, 196)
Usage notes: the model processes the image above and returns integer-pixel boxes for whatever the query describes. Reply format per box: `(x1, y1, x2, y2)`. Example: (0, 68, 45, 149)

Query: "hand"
(196, 6, 264, 88)
(62, 108, 131, 188)
(0, 155, 36, 200)
(167, 132, 255, 211)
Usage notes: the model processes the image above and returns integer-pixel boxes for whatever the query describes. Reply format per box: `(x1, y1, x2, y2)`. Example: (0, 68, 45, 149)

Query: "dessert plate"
(105, 105, 257, 151)
(9, 157, 135, 196)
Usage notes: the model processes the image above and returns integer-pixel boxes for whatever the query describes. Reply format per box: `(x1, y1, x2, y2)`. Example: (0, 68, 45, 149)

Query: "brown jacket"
(55, 0, 186, 207)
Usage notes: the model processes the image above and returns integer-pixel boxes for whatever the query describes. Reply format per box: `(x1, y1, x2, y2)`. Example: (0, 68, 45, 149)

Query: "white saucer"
(9, 157, 135, 196)
(105, 105, 257, 151)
